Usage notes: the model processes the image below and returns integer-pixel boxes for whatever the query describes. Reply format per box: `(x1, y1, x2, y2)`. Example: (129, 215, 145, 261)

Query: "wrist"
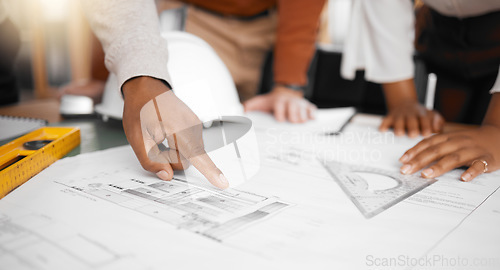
(122, 76, 171, 101)
(272, 83, 305, 98)
(273, 83, 307, 92)
(382, 79, 418, 110)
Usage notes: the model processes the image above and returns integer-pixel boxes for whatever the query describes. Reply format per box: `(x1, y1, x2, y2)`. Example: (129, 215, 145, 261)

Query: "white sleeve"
(490, 66, 500, 94)
(341, 0, 415, 83)
(81, 0, 171, 89)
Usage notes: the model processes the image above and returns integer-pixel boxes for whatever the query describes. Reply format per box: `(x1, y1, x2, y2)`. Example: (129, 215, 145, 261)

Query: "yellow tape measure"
(0, 127, 80, 199)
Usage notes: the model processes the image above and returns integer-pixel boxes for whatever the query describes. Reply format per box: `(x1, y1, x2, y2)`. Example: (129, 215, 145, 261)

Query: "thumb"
(123, 113, 175, 180)
(129, 135, 175, 181)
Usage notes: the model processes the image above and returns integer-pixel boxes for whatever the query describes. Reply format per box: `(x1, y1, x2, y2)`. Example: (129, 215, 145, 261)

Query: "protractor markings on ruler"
(321, 160, 437, 218)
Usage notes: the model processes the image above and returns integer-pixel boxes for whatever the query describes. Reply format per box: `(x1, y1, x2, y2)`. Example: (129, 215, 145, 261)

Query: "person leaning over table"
(64, 0, 325, 123)
(341, 0, 500, 182)
(82, 0, 231, 189)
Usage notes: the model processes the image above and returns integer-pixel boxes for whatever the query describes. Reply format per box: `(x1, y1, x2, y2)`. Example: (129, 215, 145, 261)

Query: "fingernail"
(461, 173, 472, 182)
(156, 170, 169, 180)
(218, 174, 229, 189)
(422, 168, 433, 178)
(400, 154, 409, 163)
(401, 164, 412, 174)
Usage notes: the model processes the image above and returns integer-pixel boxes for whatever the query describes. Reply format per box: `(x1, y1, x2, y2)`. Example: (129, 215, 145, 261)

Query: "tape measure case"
(0, 127, 80, 198)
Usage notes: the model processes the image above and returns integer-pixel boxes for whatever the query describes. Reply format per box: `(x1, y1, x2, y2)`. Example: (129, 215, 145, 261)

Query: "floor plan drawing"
(57, 176, 289, 242)
(0, 205, 140, 270)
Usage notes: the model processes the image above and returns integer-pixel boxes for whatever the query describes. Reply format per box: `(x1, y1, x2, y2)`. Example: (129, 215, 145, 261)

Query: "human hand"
(122, 76, 229, 189)
(381, 79, 444, 137)
(399, 125, 500, 182)
(59, 79, 105, 104)
(243, 85, 316, 123)
(379, 100, 444, 137)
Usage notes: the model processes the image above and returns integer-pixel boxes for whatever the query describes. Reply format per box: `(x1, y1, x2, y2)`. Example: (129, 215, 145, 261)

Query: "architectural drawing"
(58, 176, 289, 242)
(0, 206, 139, 270)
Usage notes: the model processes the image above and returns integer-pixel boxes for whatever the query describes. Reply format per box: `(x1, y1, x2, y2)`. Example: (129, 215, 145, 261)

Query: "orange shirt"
(184, 0, 325, 87)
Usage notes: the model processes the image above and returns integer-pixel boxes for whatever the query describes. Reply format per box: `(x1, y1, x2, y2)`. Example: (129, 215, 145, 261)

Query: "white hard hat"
(95, 31, 243, 122)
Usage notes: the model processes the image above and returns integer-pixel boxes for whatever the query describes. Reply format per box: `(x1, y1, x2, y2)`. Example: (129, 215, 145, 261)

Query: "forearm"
(274, 0, 325, 86)
(382, 78, 418, 110)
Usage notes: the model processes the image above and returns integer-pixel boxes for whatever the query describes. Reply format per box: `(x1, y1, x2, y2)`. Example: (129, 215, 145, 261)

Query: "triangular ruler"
(321, 160, 437, 218)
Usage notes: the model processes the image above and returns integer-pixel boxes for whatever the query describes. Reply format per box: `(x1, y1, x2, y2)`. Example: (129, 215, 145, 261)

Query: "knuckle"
(152, 128, 165, 144)
(487, 155, 496, 165)
(139, 160, 155, 172)
(409, 155, 422, 165)
(427, 145, 441, 155)
(170, 159, 190, 170)
(432, 163, 445, 172)
(446, 153, 460, 162)
(431, 134, 447, 142)
(451, 135, 470, 142)
(480, 154, 494, 168)
(403, 149, 414, 157)
(415, 139, 430, 148)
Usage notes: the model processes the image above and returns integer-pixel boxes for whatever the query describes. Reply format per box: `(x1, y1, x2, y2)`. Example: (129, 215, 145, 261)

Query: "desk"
(51, 118, 128, 157)
(0, 99, 476, 151)
(0, 99, 128, 154)
(0, 102, 499, 269)
(0, 99, 62, 123)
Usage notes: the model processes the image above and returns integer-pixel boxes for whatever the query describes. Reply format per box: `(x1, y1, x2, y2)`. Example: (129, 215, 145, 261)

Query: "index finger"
(379, 115, 394, 132)
(273, 99, 287, 122)
(189, 153, 229, 189)
(399, 133, 449, 163)
(163, 119, 229, 189)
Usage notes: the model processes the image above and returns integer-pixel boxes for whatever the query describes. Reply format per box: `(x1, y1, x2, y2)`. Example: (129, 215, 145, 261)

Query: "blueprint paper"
(246, 107, 356, 134)
(0, 111, 499, 270)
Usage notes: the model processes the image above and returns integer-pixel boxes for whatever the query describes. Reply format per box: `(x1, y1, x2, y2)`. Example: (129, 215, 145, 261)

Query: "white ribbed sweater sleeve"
(81, 0, 171, 89)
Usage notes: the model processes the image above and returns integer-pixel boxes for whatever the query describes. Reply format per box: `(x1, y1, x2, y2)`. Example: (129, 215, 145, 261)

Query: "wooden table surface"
(0, 98, 128, 155)
(0, 98, 62, 123)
